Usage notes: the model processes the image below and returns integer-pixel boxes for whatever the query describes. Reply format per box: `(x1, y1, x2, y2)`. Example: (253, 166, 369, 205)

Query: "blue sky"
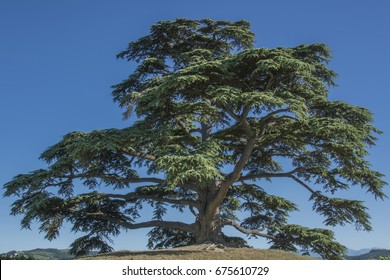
(0, 0, 389, 253)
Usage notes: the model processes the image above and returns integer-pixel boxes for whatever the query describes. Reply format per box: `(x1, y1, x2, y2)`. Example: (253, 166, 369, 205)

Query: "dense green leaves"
(69, 234, 114, 257)
(311, 193, 372, 230)
(270, 225, 347, 259)
(3, 18, 386, 259)
(147, 227, 196, 249)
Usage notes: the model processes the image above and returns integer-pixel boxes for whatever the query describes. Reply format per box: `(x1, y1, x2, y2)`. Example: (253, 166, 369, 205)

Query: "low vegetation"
(0, 254, 34, 260)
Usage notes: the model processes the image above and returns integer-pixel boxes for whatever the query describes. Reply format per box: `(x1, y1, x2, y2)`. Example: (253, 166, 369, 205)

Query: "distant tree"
(0, 253, 34, 260)
(4, 18, 387, 259)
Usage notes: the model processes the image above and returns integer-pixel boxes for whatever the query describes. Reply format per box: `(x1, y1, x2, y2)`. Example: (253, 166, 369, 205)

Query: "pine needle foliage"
(4, 18, 387, 260)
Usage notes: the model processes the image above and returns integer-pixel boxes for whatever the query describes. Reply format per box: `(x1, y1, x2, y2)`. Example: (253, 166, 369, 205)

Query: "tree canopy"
(4, 18, 387, 259)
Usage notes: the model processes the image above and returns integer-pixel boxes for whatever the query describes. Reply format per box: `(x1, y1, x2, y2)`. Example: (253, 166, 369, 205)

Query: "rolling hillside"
(0, 248, 73, 260)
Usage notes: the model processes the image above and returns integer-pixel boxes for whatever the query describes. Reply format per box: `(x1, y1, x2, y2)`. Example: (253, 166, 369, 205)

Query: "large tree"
(4, 18, 386, 259)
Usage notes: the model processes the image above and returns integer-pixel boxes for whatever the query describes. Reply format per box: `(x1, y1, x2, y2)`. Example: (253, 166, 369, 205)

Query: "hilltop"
(80, 244, 314, 260)
(2, 246, 389, 260)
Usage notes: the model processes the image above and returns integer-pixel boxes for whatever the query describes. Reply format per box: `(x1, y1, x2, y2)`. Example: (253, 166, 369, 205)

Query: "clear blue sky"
(1, 0, 389, 253)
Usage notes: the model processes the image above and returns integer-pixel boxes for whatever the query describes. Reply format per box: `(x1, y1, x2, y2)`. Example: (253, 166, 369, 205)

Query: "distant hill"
(345, 249, 390, 260)
(0, 248, 73, 260)
(346, 248, 372, 256)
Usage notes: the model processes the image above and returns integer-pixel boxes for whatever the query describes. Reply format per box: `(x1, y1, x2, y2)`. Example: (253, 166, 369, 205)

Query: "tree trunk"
(194, 213, 224, 244)
(194, 182, 224, 244)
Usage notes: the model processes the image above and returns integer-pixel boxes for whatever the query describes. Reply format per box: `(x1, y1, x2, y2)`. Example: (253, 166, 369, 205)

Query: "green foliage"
(69, 234, 114, 257)
(0, 253, 35, 260)
(3, 18, 387, 260)
(270, 225, 346, 260)
(311, 193, 372, 230)
(147, 227, 196, 249)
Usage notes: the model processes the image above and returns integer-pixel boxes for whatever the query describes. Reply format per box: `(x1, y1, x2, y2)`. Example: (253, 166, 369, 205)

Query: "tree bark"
(194, 214, 224, 244)
(193, 181, 224, 244)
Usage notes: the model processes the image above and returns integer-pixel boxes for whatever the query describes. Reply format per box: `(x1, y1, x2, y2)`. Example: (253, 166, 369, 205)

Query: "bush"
(0, 253, 34, 260)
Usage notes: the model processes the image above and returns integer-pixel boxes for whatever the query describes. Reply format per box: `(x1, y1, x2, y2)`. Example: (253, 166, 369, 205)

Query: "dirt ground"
(81, 244, 315, 260)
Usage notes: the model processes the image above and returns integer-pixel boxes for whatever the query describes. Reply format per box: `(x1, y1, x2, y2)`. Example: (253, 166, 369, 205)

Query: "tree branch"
(239, 167, 304, 181)
(242, 105, 251, 119)
(64, 174, 163, 184)
(101, 192, 199, 208)
(218, 101, 254, 137)
(189, 205, 198, 217)
(226, 137, 257, 184)
(121, 149, 156, 161)
(289, 175, 317, 195)
(210, 137, 257, 213)
(200, 122, 212, 142)
(224, 220, 275, 239)
(221, 102, 241, 122)
(260, 108, 291, 124)
(85, 213, 196, 233)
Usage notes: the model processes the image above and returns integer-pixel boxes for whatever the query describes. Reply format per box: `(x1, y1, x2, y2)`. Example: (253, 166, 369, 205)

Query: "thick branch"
(200, 122, 212, 142)
(226, 137, 257, 184)
(219, 102, 253, 136)
(189, 206, 198, 217)
(101, 192, 199, 208)
(224, 220, 275, 239)
(239, 167, 304, 181)
(86, 213, 195, 233)
(121, 220, 195, 232)
(242, 105, 251, 119)
(210, 137, 257, 213)
(219, 102, 239, 121)
(260, 108, 291, 124)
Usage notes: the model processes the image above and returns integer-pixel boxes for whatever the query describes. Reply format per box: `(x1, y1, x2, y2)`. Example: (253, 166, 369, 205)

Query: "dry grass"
(81, 244, 315, 260)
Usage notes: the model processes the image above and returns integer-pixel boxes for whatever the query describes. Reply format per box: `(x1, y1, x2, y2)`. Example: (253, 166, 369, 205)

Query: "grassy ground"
(81, 244, 315, 260)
